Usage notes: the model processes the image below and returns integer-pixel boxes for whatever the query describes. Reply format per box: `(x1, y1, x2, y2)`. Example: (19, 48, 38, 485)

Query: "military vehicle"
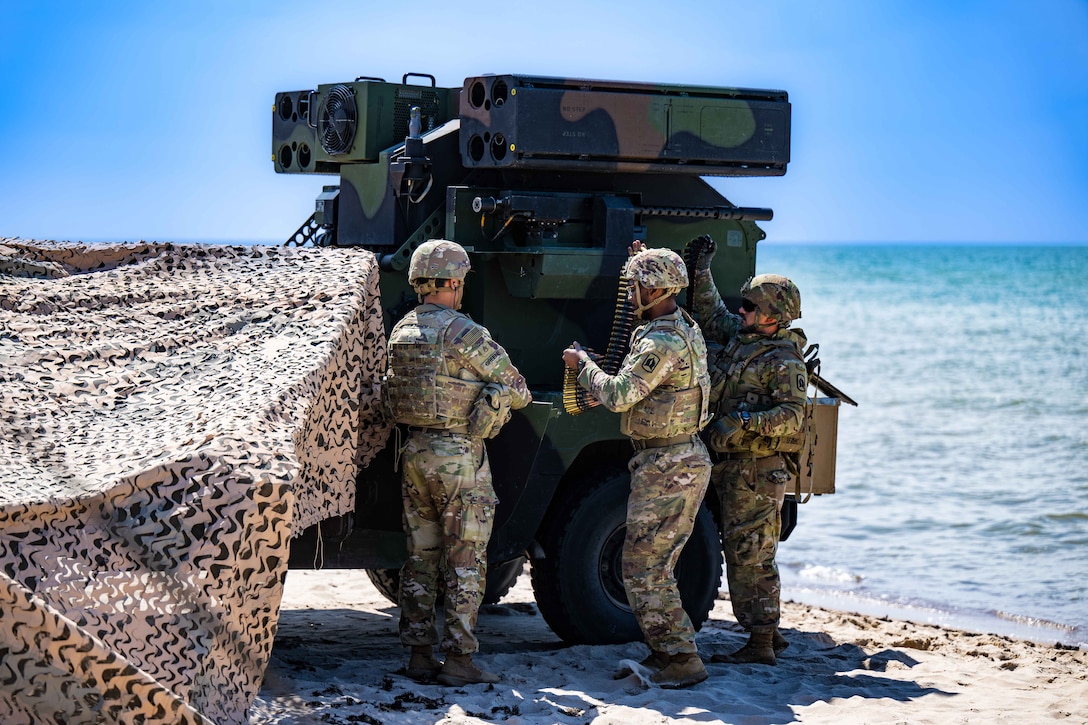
(273, 72, 842, 645)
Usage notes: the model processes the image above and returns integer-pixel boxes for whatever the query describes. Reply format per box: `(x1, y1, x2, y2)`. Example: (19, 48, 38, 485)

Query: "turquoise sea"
(756, 242, 1088, 647)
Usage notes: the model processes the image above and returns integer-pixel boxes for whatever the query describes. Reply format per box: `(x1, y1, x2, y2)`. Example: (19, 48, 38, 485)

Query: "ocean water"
(755, 242, 1088, 647)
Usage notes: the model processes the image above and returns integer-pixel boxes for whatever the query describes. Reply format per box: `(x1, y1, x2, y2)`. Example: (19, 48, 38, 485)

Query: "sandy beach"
(249, 568, 1087, 724)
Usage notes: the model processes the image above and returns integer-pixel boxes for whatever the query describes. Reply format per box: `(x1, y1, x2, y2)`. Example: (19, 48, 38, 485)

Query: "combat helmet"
(409, 239, 471, 295)
(741, 274, 801, 325)
(625, 247, 688, 318)
(626, 248, 688, 294)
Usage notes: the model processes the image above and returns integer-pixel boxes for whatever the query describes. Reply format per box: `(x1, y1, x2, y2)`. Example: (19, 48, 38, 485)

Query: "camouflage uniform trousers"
(399, 429, 497, 655)
(622, 438, 711, 656)
(713, 453, 790, 633)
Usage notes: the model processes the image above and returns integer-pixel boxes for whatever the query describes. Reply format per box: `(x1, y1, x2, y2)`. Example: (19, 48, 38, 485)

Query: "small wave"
(781, 585, 1087, 648)
(992, 609, 1076, 633)
(1044, 511, 1088, 523)
(796, 564, 863, 585)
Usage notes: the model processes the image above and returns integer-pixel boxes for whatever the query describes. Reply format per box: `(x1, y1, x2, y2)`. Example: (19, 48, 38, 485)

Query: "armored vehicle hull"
(274, 72, 835, 644)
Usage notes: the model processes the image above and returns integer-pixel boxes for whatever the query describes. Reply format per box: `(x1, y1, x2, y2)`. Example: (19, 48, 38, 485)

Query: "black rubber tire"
(365, 567, 401, 605)
(531, 466, 722, 645)
(365, 555, 527, 607)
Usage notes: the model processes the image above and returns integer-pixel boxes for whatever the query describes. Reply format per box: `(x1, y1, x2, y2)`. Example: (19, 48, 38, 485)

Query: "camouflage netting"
(0, 239, 392, 723)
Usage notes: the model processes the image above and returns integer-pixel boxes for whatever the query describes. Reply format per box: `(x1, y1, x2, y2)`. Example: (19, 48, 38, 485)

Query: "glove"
(706, 412, 747, 452)
(692, 234, 717, 271)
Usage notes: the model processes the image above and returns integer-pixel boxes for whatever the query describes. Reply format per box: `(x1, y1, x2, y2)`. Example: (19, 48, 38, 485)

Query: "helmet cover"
(408, 239, 471, 283)
(626, 248, 688, 292)
(741, 273, 801, 324)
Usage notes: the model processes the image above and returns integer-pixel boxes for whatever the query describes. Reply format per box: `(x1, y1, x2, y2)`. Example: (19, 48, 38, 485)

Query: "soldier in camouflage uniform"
(562, 246, 711, 689)
(384, 239, 531, 686)
(690, 235, 808, 666)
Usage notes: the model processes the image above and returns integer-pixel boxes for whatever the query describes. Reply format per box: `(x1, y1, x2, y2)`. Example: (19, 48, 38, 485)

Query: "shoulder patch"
(796, 373, 806, 392)
(449, 318, 484, 348)
(457, 326, 484, 348)
(641, 354, 660, 373)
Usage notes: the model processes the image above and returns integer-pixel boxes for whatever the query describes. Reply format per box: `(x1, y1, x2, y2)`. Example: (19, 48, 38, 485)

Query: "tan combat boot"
(711, 629, 777, 666)
(650, 653, 708, 689)
(405, 645, 442, 683)
(613, 649, 670, 679)
(436, 653, 500, 686)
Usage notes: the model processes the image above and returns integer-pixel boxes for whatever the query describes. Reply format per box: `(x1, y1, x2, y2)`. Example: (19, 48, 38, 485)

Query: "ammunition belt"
(631, 434, 697, 451)
(562, 272, 636, 416)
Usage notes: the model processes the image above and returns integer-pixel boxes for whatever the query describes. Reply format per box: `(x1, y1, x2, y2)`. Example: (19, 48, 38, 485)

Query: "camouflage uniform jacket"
(578, 308, 710, 439)
(692, 268, 807, 452)
(386, 303, 531, 429)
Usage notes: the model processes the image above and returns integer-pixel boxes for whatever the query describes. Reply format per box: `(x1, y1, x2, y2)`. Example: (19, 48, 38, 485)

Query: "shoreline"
(782, 584, 1087, 650)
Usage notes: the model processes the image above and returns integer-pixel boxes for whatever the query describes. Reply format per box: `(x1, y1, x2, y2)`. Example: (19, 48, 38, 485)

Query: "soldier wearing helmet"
(384, 239, 531, 686)
(740, 274, 802, 328)
(562, 243, 712, 689)
(689, 235, 809, 666)
(625, 246, 689, 317)
(407, 238, 471, 302)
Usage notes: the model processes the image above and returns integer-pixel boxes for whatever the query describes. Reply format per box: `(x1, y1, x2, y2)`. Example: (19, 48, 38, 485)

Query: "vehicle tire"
(365, 556, 527, 607)
(530, 465, 722, 645)
(365, 567, 401, 605)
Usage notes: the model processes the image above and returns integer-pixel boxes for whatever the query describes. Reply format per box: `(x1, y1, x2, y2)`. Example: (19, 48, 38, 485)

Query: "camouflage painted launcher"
(459, 74, 790, 176)
(563, 273, 636, 415)
(272, 74, 460, 174)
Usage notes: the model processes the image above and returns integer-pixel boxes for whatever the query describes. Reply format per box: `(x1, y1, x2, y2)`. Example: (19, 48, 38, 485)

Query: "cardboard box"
(794, 397, 840, 496)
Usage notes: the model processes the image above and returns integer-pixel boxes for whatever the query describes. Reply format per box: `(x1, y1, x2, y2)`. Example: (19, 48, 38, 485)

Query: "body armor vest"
(621, 311, 711, 440)
(712, 334, 806, 455)
(385, 307, 483, 430)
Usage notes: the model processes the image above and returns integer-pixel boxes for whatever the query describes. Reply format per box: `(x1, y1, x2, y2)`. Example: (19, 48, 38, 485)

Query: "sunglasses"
(740, 299, 758, 313)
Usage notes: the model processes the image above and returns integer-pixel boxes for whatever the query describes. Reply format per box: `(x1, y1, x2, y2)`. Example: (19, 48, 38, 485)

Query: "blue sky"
(1, 0, 1085, 244)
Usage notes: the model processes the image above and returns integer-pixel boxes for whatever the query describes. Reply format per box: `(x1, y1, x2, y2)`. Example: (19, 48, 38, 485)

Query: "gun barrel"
(811, 373, 859, 406)
(638, 205, 773, 222)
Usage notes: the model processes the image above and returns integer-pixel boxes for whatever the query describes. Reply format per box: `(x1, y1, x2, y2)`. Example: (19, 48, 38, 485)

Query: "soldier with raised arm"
(562, 246, 712, 689)
(691, 235, 808, 666)
(384, 239, 531, 686)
